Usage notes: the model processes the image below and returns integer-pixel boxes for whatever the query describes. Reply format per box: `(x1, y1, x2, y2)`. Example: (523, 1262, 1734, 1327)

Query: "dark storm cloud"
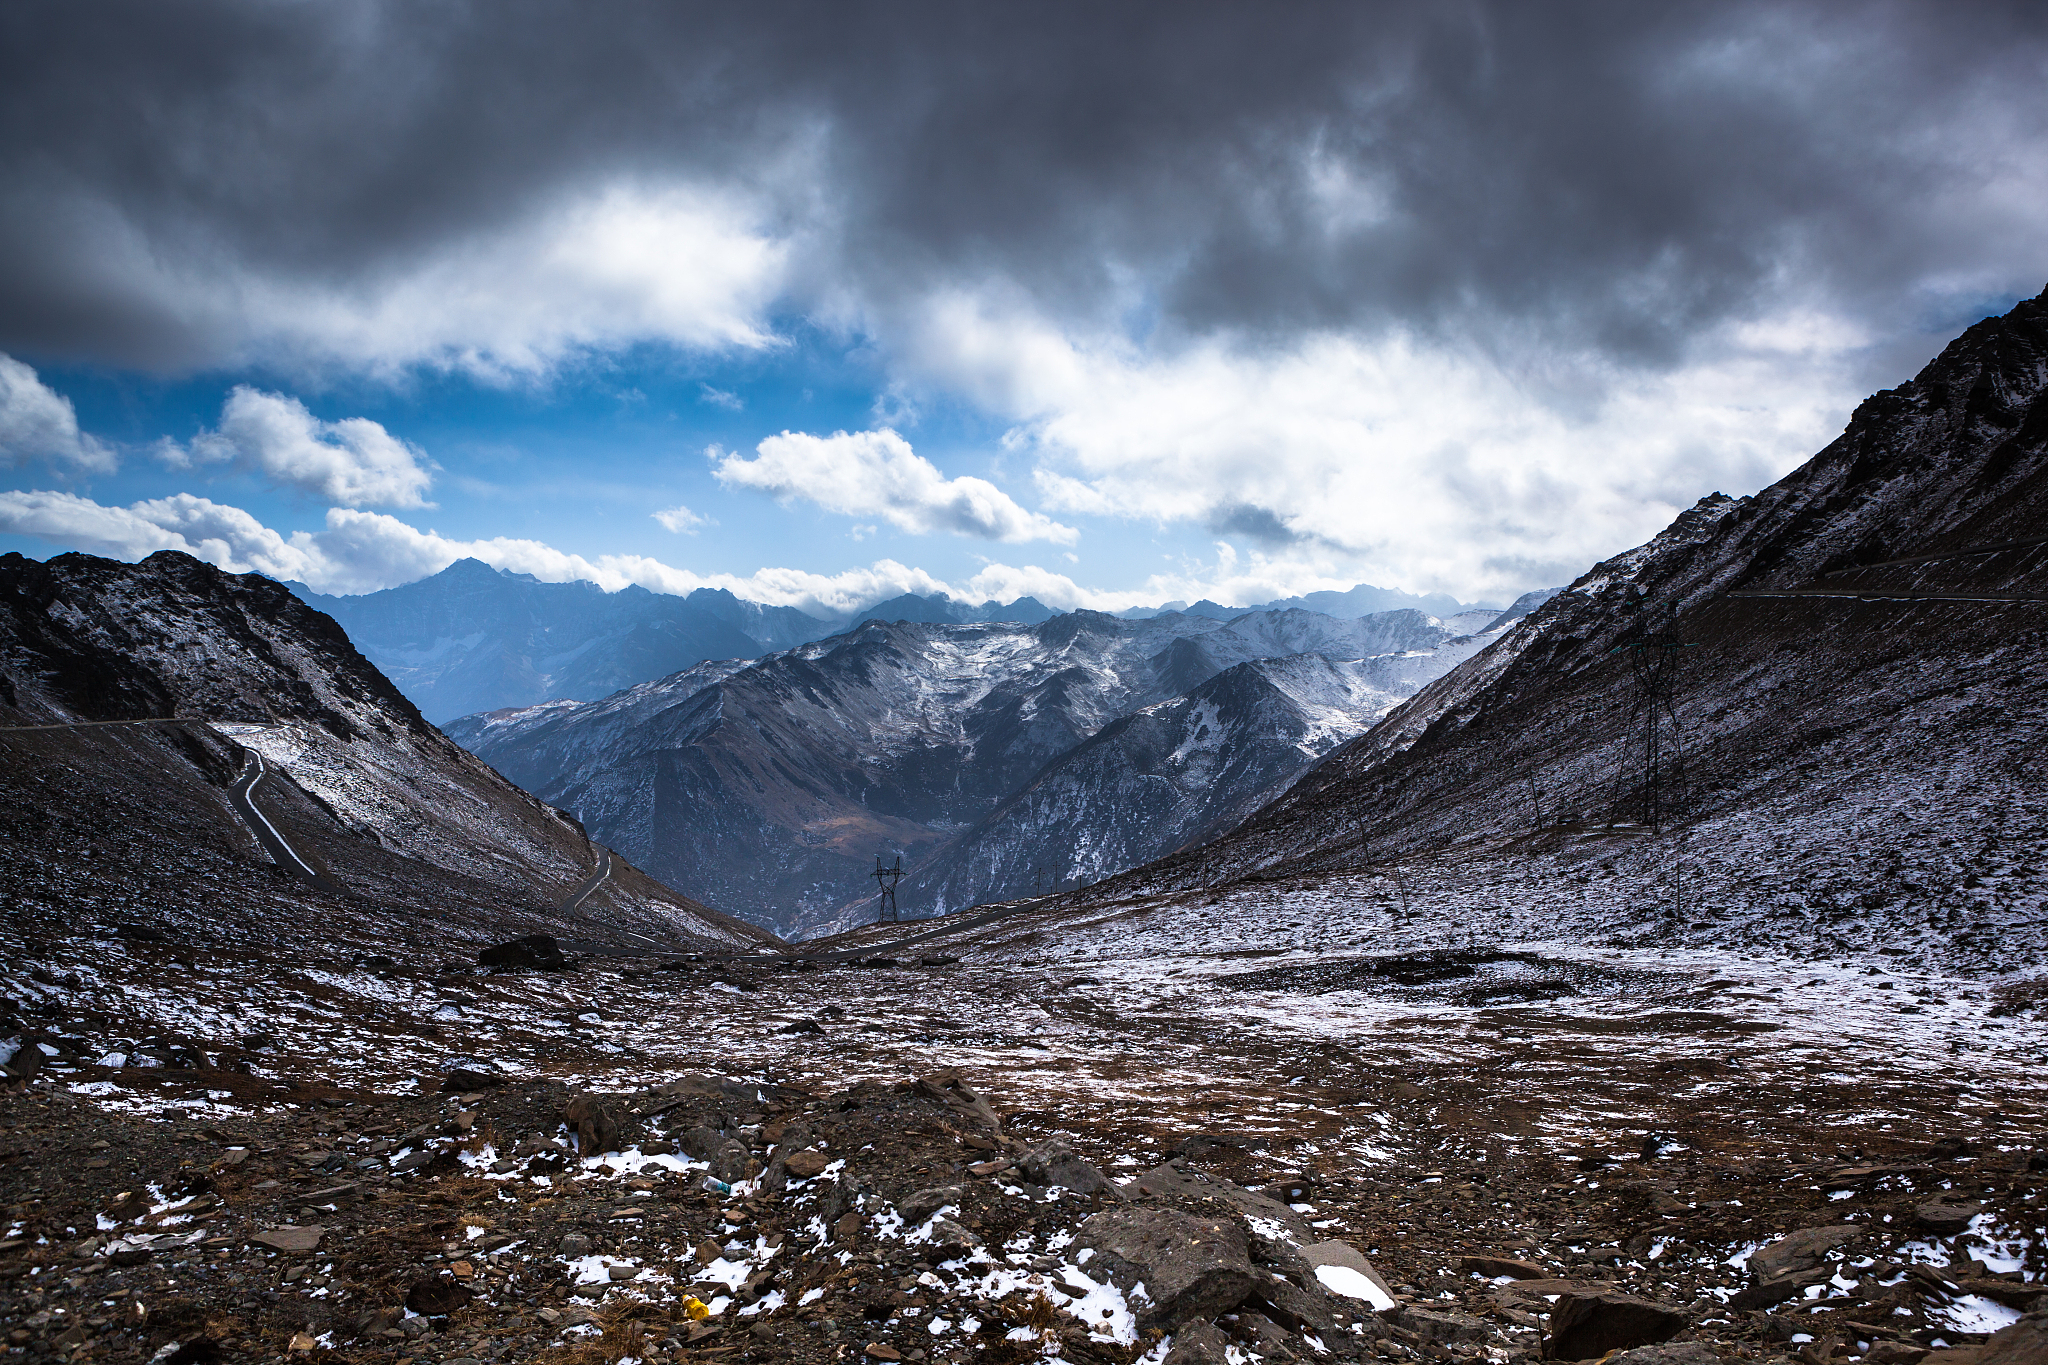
(2, 0, 2044, 371)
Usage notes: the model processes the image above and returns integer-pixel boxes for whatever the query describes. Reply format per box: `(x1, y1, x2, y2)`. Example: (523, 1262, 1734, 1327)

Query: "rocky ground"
(2, 879, 2045, 1365)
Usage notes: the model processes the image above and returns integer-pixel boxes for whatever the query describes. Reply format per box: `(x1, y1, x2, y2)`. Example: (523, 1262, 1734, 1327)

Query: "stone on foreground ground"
(2, 911, 2044, 1365)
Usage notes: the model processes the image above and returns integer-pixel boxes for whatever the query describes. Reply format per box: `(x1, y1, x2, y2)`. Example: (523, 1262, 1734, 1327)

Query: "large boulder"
(1392, 1305, 1493, 1344)
(1749, 1226, 1860, 1284)
(1914, 1199, 1983, 1235)
(900, 1185, 961, 1225)
(680, 1126, 751, 1182)
(905, 1069, 1003, 1136)
(1016, 1139, 1119, 1198)
(1075, 1207, 1261, 1330)
(1604, 1346, 1723, 1365)
(1122, 1159, 1315, 1242)
(1544, 1291, 1687, 1360)
(1299, 1240, 1397, 1311)
(1163, 1322, 1232, 1365)
(1733, 1225, 1861, 1308)
(1978, 1312, 2048, 1365)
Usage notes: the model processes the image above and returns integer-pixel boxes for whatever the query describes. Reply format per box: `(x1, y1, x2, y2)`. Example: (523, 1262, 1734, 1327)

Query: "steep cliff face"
(1063, 288, 2048, 975)
(0, 551, 775, 955)
(448, 605, 1489, 935)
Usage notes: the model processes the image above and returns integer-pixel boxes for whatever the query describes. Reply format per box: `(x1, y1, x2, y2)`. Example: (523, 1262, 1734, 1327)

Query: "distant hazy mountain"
(447, 604, 1503, 936)
(1120, 583, 1502, 620)
(853, 593, 1059, 627)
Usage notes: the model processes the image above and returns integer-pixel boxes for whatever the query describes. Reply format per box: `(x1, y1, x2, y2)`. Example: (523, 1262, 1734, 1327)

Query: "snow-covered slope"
(855, 631, 1509, 930)
(448, 605, 1493, 935)
(0, 550, 776, 954)
(1030, 286, 2048, 977)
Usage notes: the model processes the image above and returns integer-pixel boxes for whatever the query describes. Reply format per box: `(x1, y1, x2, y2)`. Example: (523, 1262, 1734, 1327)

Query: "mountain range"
(446, 601, 1542, 936)
(289, 562, 1502, 724)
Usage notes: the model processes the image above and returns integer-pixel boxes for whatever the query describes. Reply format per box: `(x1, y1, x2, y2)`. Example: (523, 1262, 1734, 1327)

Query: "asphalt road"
(557, 846, 613, 914)
(228, 748, 342, 895)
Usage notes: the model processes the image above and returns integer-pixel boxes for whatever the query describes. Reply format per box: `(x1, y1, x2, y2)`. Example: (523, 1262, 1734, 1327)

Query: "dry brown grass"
(539, 1297, 701, 1365)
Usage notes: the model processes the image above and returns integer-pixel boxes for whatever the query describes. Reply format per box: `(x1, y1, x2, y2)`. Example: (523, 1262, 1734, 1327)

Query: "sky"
(1, 2, 2045, 616)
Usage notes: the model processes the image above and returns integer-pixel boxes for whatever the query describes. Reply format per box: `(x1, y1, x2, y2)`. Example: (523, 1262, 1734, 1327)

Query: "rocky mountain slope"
(448, 606, 1497, 935)
(1014, 285, 2048, 979)
(834, 637, 1512, 932)
(0, 550, 776, 956)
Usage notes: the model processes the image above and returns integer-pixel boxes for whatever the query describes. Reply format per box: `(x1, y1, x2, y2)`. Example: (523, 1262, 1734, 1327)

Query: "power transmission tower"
(872, 854, 906, 923)
(1611, 628, 1691, 832)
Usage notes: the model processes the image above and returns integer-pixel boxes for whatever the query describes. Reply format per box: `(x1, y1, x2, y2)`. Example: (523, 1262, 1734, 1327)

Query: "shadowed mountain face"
(447, 606, 1495, 936)
(0, 550, 776, 955)
(1063, 287, 2048, 976)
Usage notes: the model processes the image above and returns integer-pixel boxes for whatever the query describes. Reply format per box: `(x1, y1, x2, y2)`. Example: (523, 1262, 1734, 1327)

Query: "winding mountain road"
(229, 748, 344, 895)
(0, 715, 349, 896)
(557, 846, 613, 914)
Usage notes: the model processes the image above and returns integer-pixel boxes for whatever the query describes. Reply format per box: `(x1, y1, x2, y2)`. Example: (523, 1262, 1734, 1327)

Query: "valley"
(4, 293, 2048, 1365)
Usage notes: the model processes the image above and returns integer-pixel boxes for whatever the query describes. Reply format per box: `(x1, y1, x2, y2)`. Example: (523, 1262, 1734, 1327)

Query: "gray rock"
(1748, 1226, 1859, 1284)
(1977, 1312, 2048, 1365)
(1255, 1277, 1340, 1336)
(1914, 1200, 1983, 1235)
(1124, 1159, 1311, 1242)
(1604, 1344, 1724, 1365)
(559, 1233, 592, 1258)
(1163, 1321, 1232, 1365)
(680, 1125, 752, 1182)
(250, 1226, 326, 1254)
(1458, 1253, 1548, 1279)
(1016, 1139, 1118, 1198)
(1298, 1240, 1397, 1308)
(900, 1185, 962, 1225)
(926, 1217, 980, 1252)
(1075, 1206, 1259, 1330)
(1391, 1306, 1492, 1344)
(1236, 1309, 1303, 1360)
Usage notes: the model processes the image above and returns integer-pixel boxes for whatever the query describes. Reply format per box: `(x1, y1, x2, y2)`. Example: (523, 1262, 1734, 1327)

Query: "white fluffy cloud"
(651, 504, 712, 534)
(713, 427, 1077, 544)
(893, 291, 1868, 600)
(168, 386, 435, 508)
(0, 354, 114, 474)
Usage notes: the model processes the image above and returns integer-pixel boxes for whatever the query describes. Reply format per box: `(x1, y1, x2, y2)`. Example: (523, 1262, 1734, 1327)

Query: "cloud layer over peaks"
(4, 3, 2043, 378)
(715, 429, 1076, 544)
